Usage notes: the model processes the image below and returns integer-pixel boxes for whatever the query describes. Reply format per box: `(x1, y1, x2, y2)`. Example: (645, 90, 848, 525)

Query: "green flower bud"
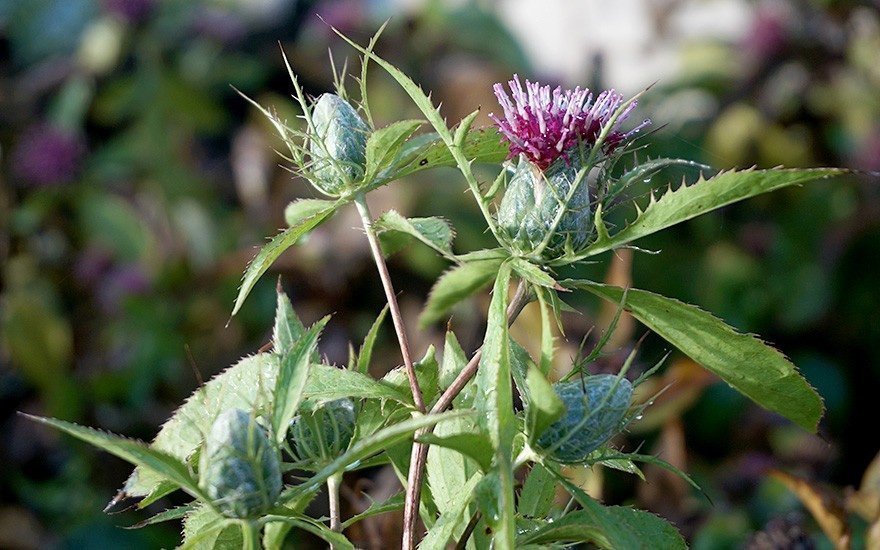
(496, 156, 593, 260)
(199, 409, 282, 518)
(309, 94, 369, 195)
(535, 375, 633, 463)
(288, 398, 356, 465)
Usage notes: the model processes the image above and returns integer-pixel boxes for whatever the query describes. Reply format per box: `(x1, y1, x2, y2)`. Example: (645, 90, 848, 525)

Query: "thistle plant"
(24, 26, 846, 549)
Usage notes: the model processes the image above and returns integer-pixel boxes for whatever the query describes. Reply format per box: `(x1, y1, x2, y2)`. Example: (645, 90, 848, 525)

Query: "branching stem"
(402, 279, 531, 549)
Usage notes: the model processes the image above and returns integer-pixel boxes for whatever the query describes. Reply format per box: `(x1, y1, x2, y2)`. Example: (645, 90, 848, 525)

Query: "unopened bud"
(288, 398, 356, 465)
(496, 156, 593, 260)
(535, 375, 633, 463)
(309, 94, 369, 195)
(199, 409, 282, 518)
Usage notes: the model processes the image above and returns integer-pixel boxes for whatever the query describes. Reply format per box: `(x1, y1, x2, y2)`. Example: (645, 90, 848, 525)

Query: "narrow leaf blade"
(570, 281, 824, 432)
(273, 317, 328, 444)
(233, 202, 339, 315)
(420, 258, 504, 327)
(581, 167, 845, 258)
(474, 263, 517, 545)
(25, 415, 206, 501)
(375, 210, 455, 258)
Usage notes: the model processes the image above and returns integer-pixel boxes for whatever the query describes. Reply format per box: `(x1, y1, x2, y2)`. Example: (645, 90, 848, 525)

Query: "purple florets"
(489, 75, 650, 170)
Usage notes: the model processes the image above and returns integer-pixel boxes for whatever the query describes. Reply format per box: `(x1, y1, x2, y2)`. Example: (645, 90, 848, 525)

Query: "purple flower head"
(489, 75, 650, 170)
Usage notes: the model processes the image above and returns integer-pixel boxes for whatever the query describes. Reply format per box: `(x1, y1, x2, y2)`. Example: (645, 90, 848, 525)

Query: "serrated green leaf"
(381, 345, 440, 406)
(516, 511, 607, 546)
(363, 128, 507, 191)
(356, 305, 388, 374)
(420, 257, 504, 327)
(284, 198, 339, 228)
(453, 109, 481, 147)
(439, 331, 468, 391)
(125, 502, 198, 529)
(604, 158, 710, 204)
(181, 505, 240, 550)
(550, 466, 686, 549)
(519, 463, 557, 518)
(474, 263, 517, 547)
(595, 457, 645, 479)
(281, 409, 475, 506)
(511, 258, 559, 289)
(579, 167, 845, 260)
(262, 516, 354, 550)
(304, 364, 410, 404)
(383, 437, 439, 527)
(262, 521, 291, 550)
(364, 119, 423, 182)
(340, 492, 405, 530)
(352, 398, 407, 442)
(332, 27, 507, 235)
(536, 288, 555, 376)
(524, 366, 565, 442)
(232, 201, 340, 316)
(375, 210, 455, 258)
(594, 452, 703, 492)
(509, 338, 535, 406)
(425, 413, 479, 540)
(25, 415, 208, 502)
(121, 353, 278, 502)
(272, 318, 328, 445)
(417, 431, 493, 472)
(272, 287, 307, 354)
(454, 248, 510, 263)
(569, 281, 824, 432)
(419, 473, 482, 550)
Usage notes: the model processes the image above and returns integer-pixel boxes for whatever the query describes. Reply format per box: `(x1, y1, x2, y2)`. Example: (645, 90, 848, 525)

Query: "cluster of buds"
(490, 76, 649, 260)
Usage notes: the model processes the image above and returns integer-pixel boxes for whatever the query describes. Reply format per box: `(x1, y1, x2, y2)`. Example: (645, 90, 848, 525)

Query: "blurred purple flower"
(11, 124, 85, 187)
(74, 247, 114, 286)
(489, 75, 649, 170)
(311, 0, 366, 36)
(97, 263, 152, 313)
(744, 6, 789, 60)
(103, 0, 155, 24)
(854, 130, 880, 172)
(193, 7, 247, 45)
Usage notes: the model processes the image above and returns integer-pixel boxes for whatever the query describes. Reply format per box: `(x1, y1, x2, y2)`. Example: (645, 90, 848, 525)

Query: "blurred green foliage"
(1, 0, 878, 547)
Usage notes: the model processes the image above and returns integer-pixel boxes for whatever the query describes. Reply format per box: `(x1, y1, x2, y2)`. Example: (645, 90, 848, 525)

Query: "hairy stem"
(354, 194, 426, 413)
(402, 280, 531, 549)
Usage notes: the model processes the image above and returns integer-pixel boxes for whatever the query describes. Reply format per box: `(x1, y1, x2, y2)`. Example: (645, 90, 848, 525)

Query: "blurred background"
(1, 0, 879, 548)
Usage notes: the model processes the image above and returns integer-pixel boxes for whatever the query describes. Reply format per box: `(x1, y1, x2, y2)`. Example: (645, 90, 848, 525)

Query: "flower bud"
(309, 94, 369, 195)
(535, 375, 633, 463)
(496, 156, 592, 259)
(199, 409, 282, 518)
(288, 398, 356, 465)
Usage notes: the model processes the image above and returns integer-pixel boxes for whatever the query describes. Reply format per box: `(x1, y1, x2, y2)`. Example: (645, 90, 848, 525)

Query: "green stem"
(241, 520, 260, 550)
(328, 473, 343, 534)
